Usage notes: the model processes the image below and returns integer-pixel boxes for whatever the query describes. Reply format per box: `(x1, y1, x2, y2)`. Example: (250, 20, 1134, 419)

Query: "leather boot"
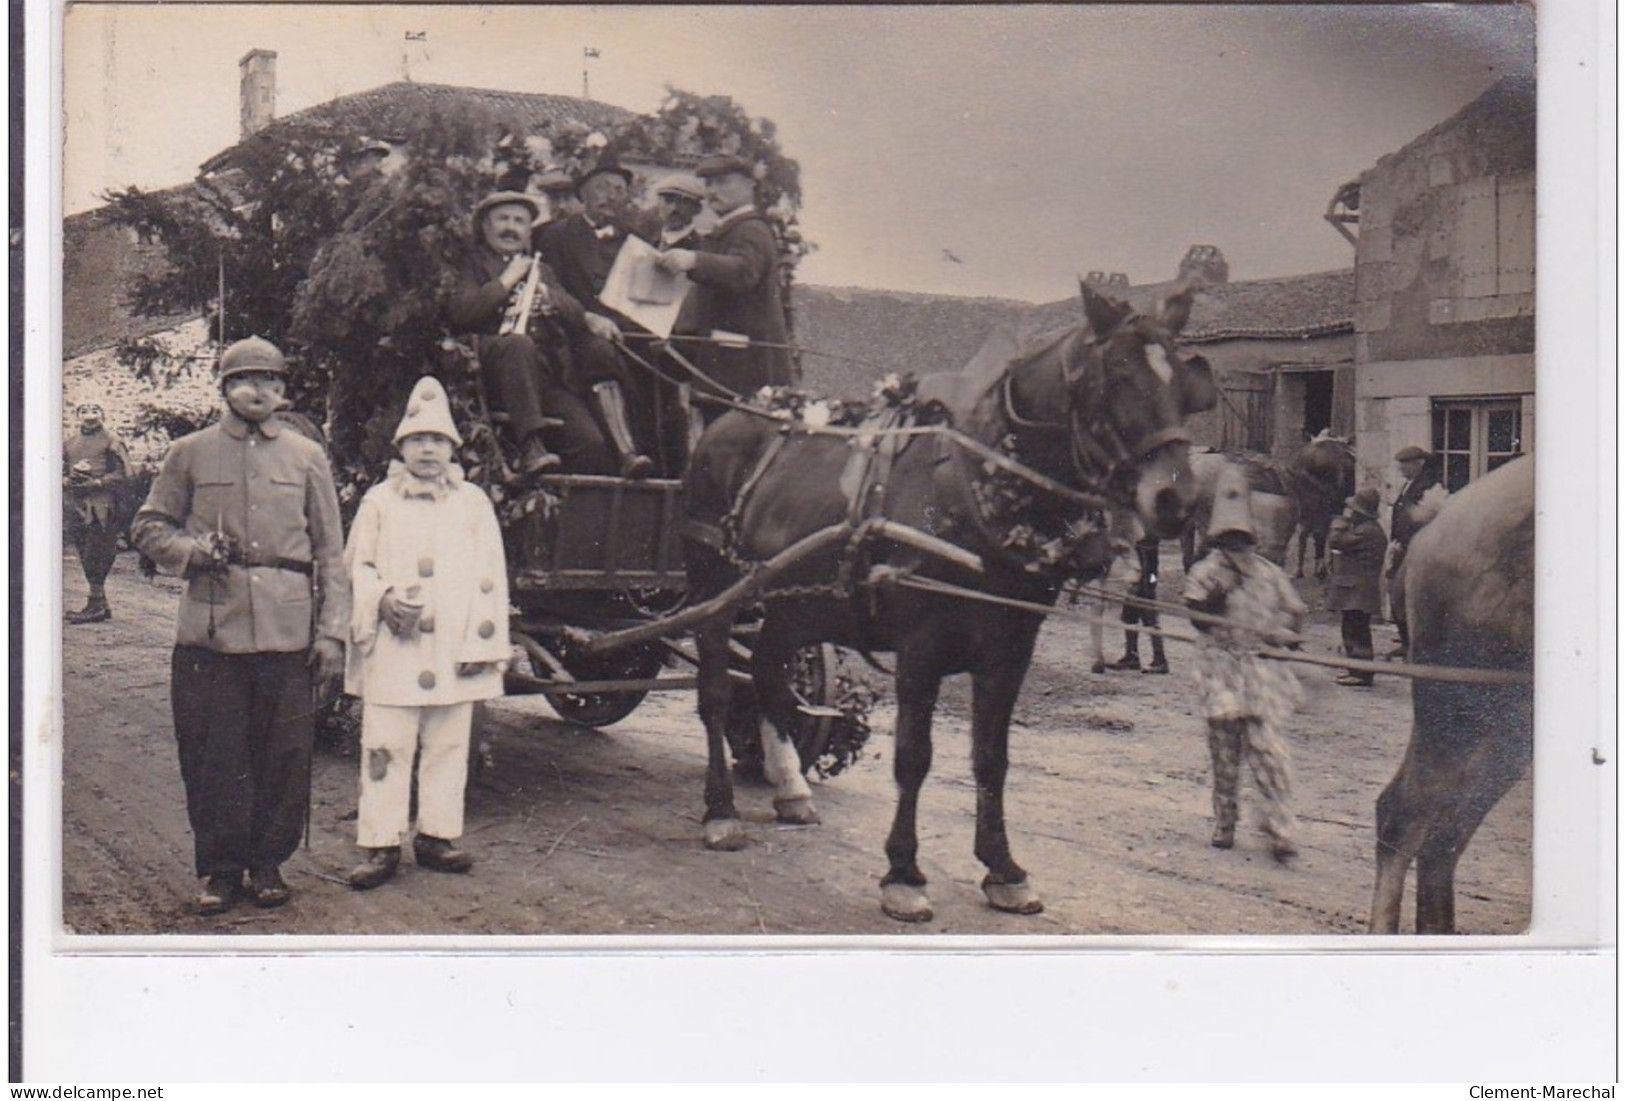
(348, 846, 401, 890)
(413, 834, 474, 874)
(519, 432, 562, 476)
(592, 382, 655, 478)
(65, 595, 111, 625)
(1143, 640, 1169, 675)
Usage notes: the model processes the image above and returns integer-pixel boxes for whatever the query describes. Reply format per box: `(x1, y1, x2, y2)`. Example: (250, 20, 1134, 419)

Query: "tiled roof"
(282, 81, 637, 134)
(1026, 268, 1353, 344)
(203, 82, 637, 173)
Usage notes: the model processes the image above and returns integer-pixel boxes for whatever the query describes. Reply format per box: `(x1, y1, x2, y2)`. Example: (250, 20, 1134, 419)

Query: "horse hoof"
(880, 884, 934, 923)
(772, 796, 821, 826)
(983, 879, 1044, 915)
(703, 819, 749, 852)
(1090, 661, 1106, 675)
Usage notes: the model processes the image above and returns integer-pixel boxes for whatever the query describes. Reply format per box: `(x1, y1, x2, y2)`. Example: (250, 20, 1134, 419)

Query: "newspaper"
(598, 234, 693, 337)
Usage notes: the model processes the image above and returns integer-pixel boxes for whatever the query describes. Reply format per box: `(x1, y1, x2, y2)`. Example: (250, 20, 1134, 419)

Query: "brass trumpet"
(499, 253, 547, 337)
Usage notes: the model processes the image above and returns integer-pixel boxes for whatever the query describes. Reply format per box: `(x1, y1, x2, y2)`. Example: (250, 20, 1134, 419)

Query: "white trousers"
(356, 701, 473, 848)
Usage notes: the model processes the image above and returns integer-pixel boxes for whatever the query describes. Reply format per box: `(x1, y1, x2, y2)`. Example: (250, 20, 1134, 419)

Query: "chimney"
(239, 48, 277, 138)
(1178, 244, 1229, 286)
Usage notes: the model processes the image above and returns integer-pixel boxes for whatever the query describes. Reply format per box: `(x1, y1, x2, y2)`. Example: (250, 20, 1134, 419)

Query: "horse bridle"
(999, 317, 1191, 500)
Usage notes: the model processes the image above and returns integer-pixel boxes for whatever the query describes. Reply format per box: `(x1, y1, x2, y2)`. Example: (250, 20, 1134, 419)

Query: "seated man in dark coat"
(447, 191, 615, 476)
(533, 162, 655, 477)
(655, 154, 794, 416)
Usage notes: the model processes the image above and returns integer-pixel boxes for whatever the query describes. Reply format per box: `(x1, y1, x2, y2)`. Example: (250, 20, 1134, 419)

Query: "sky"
(63, 3, 1535, 303)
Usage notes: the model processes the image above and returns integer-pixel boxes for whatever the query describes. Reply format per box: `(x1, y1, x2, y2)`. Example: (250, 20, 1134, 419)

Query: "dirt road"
(59, 552, 1531, 937)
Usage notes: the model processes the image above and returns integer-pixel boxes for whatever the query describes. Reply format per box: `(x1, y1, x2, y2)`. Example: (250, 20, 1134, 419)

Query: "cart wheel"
(539, 637, 665, 728)
(725, 643, 840, 778)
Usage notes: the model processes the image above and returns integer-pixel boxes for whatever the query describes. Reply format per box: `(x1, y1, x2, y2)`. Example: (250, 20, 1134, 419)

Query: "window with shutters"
(1452, 173, 1534, 313)
(1430, 399, 1524, 492)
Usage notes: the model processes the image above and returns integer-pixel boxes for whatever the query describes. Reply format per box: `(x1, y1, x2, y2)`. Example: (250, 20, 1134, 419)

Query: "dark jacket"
(534, 213, 645, 328)
(447, 243, 589, 340)
(1326, 512, 1387, 614)
(673, 208, 793, 397)
(1390, 467, 1442, 548)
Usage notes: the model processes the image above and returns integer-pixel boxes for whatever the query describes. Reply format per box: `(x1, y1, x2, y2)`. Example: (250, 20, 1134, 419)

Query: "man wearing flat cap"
(63, 401, 130, 624)
(132, 336, 349, 916)
(653, 173, 708, 251)
(533, 160, 658, 477)
(656, 154, 793, 410)
(447, 190, 622, 476)
(1385, 443, 1446, 658)
(531, 169, 582, 229)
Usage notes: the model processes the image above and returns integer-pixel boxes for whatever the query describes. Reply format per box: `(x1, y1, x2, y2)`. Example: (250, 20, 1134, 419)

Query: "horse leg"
(1313, 530, 1330, 579)
(1369, 761, 1426, 933)
(971, 654, 1044, 915)
(1089, 586, 1107, 674)
(695, 614, 748, 852)
(1293, 524, 1308, 579)
(1413, 736, 1528, 934)
(879, 643, 941, 923)
(750, 622, 820, 826)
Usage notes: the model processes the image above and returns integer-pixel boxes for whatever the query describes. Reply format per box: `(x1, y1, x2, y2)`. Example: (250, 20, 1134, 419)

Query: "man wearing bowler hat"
(656, 154, 793, 411)
(132, 337, 349, 916)
(447, 189, 621, 476)
(533, 159, 658, 477)
(1384, 444, 1445, 658)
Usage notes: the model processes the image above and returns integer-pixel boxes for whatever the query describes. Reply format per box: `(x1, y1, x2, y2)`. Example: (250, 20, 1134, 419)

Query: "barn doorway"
(1302, 371, 1335, 438)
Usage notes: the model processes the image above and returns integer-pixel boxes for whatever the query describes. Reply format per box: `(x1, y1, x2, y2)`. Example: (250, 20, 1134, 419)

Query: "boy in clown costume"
(344, 376, 510, 889)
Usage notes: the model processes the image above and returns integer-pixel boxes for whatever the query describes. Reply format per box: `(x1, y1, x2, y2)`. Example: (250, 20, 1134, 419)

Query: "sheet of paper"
(599, 235, 692, 337)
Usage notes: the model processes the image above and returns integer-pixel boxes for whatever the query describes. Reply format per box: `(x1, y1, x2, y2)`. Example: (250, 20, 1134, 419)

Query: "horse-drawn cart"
(491, 470, 856, 773)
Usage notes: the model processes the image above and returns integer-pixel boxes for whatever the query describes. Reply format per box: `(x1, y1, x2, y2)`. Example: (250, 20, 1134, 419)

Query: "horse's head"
(1071, 282, 1216, 539)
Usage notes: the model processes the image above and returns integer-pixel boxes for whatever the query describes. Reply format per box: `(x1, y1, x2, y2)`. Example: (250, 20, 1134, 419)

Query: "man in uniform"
(1384, 444, 1445, 658)
(533, 161, 657, 477)
(447, 190, 621, 476)
(132, 337, 349, 915)
(656, 154, 794, 412)
(63, 402, 130, 624)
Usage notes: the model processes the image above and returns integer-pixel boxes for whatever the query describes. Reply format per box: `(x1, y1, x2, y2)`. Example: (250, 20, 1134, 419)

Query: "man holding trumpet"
(447, 190, 620, 476)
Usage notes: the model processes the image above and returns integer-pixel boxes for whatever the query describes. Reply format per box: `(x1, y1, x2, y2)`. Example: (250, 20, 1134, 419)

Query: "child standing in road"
(344, 376, 510, 890)
(1182, 467, 1307, 862)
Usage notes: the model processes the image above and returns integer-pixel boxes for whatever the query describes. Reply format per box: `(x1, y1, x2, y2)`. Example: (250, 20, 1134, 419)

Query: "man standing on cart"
(655, 154, 794, 417)
(447, 190, 620, 477)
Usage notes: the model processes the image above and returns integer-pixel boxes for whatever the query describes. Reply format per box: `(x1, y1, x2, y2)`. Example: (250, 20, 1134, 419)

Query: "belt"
(226, 551, 314, 575)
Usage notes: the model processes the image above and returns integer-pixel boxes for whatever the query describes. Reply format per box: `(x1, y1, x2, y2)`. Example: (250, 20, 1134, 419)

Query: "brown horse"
(682, 284, 1216, 922)
(1288, 432, 1356, 578)
(1369, 455, 1533, 934)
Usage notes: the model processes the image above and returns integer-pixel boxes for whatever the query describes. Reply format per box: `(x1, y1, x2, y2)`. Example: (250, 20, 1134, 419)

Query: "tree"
(102, 87, 810, 510)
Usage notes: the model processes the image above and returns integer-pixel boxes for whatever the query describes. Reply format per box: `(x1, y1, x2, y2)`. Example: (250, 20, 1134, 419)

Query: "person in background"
(132, 337, 348, 916)
(1182, 476, 1306, 862)
(63, 402, 130, 624)
(652, 172, 708, 251)
(1326, 487, 1387, 687)
(655, 154, 794, 414)
(343, 376, 509, 891)
(1384, 444, 1445, 659)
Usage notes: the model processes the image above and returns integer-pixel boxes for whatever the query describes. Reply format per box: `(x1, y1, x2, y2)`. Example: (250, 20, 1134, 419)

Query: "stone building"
(1339, 75, 1535, 493)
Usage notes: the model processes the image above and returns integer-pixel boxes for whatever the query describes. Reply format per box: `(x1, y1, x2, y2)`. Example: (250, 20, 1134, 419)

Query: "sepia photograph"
(25, 0, 1619, 1083)
(49, 2, 1557, 943)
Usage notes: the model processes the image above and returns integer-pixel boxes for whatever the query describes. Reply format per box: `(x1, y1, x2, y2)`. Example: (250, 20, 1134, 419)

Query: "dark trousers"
(478, 334, 613, 473)
(1340, 609, 1374, 680)
(70, 516, 119, 594)
(171, 647, 314, 878)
